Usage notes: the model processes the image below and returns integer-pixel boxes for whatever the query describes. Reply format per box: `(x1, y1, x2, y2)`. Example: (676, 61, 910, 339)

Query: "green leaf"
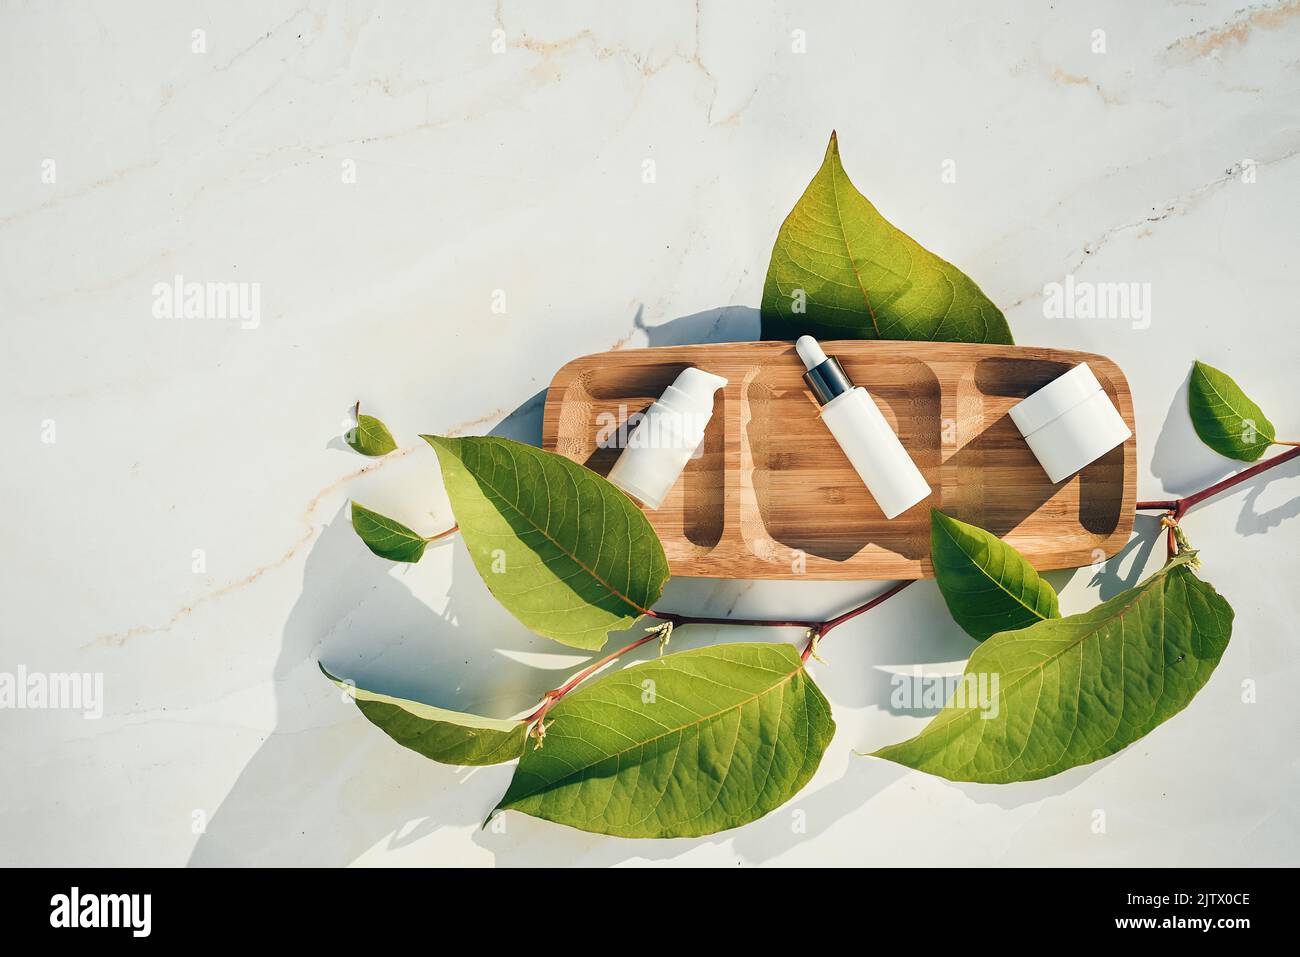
(1188, 360, 1276, 461)
(424, 435, 669, 651)
(351, 501, 428, 563)
(930, 509, 1059, 642)
(761, 132, 1012, 344)
(872, 555, 1233, 783)
(494, 643, 834, 838)
(320, 664, 526, 766)
(346, 409, 398, 457)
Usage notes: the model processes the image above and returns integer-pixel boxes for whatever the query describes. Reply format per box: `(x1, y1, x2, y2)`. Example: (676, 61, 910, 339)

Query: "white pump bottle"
(607, 367, 728, 510)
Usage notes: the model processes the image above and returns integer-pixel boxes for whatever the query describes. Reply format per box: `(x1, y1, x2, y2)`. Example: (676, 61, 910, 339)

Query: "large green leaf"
(1188, 360, 1276, 461)
(424, 435, 669, 651)
(351, 501, 429, 563)
(761, 132, 1012, 344)
(930, 509, 1059, 642)
(872, 555, 1232, 783)
(320, 664, 527, 766)
(494, 643, 834, 837)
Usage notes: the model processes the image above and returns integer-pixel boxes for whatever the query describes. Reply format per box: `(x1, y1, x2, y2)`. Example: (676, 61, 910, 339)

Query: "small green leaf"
(495, 643, 834, 838)
(320, 664, 526, 765)
(872, 555, 1233, 783)
(346, 409, 398, 456)
(1188, 360, 1276, 461)
(351, 501, 428, 563)
(930, 509, 1059, 642)
(424, 435, 669, 651)
(761, 132, 1013, 344)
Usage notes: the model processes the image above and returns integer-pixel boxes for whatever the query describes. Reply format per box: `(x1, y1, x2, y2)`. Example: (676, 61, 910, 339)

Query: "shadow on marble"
(188, 397, 568, 866)
(1147, 368, 1297, 513)
(951, 754, 1121, 811)
(1150, 369, 1299, 535)
(1149, 371, 1232, 497)
(1235, 458, 1300, 535)
(1088, 513, 1163, 599)
(184, 505, 512, 865)
(470, 755, 912, 866)
(632, 303, 760, 346)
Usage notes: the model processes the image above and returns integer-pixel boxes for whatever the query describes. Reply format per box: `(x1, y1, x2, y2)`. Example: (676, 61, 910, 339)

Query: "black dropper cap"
(803, 355, 853, 405)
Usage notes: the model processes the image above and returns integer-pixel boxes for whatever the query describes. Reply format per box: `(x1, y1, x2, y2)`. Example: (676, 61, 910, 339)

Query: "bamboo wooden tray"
(542, 341, 1136, 580)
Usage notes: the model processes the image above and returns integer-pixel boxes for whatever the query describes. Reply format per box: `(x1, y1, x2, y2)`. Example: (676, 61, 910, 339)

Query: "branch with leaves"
(326, 134, 1295, 838)
(1140, 362, 1299, 558)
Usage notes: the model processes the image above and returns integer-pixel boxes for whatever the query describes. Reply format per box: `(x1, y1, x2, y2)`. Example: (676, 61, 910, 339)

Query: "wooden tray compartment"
(542, 341, 1136, 580)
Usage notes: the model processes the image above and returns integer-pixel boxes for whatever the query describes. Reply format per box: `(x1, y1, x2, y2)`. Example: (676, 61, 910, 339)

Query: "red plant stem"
(1135, 500, 1178, 510)
(818, 580, 914, 636)
(520, 630, 661, 725)
(652, 582, 916, 664)
(1176, 445, 1300, 511)
(1135, 445, 1300, 557)
(645, 609, 821, 629)
(522, 582, 921, 724)
(514, 446, 1300, 727)
(1134, 445, 1299, 516)
(801, 581, 916, 661)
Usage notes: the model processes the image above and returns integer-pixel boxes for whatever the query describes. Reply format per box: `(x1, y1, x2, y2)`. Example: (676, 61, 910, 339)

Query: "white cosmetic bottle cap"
(796, 336, 932, 520)
(607, 367, 727, 510)
(1008, 362, 1131, 483)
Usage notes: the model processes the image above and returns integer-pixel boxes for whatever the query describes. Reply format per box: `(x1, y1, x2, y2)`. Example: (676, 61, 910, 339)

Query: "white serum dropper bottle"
(796, 335, 932, 520)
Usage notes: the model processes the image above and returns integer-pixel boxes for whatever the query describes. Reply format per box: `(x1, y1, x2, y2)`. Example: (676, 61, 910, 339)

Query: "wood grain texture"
(542, 342, 1136, 580)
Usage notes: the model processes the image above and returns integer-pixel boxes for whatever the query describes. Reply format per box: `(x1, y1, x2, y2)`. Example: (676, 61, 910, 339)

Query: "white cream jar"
(1008, 362, 1130, 483)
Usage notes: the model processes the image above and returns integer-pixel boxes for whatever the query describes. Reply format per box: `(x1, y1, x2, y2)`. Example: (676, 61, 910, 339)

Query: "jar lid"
(1009, 362, 1102, 437)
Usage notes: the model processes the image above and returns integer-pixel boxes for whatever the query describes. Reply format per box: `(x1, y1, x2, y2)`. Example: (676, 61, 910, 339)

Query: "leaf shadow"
(1088, 514, 1162, 600)
(948, 754, 1122, 810)
(1150, 369, 1238, 495)
(840, 580, 981, 713)
(1150, 368, 1299, 535)
(729, 758, 912, 861)
(1235, 456, 1300, 536)
(472, 748, 914, 865)
(187, 395, 589, 866)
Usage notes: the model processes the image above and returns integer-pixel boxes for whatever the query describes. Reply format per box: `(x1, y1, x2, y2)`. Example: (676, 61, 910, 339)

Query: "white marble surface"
(3, 0, 1299, 866)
